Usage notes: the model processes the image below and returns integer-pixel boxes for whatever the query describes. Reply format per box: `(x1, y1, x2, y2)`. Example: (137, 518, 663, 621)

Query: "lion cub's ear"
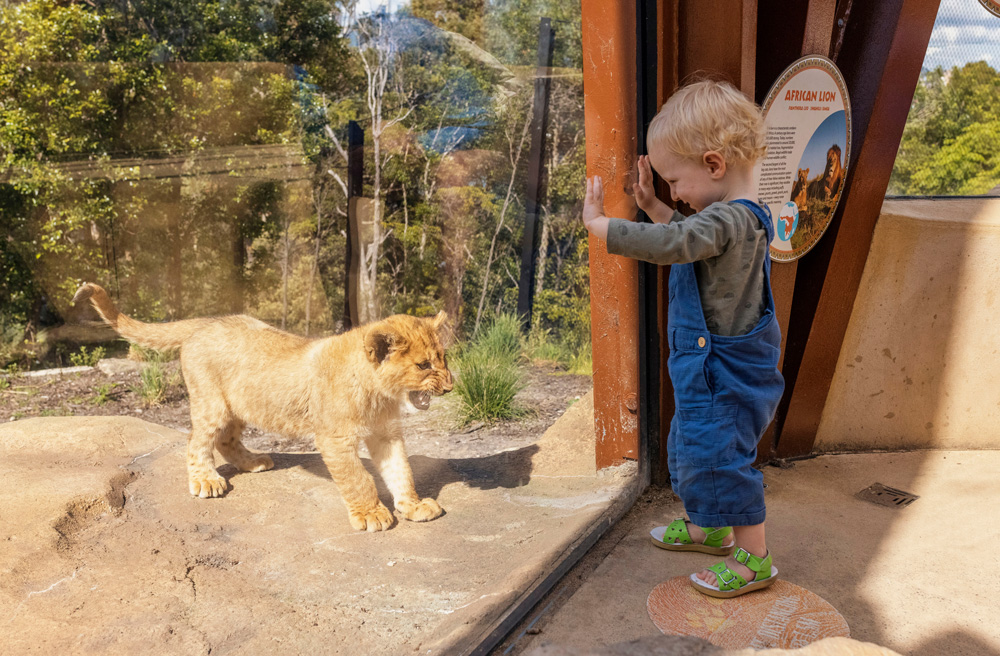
(365, 329, 404, 366)
(429, 311, 455, 347)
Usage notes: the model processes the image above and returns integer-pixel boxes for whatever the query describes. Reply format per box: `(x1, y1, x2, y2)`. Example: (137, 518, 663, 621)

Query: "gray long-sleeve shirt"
(606, 201, 769, 336)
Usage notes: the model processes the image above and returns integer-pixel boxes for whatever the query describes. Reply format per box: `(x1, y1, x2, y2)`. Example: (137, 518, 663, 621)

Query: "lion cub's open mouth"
(408, 390, 432, 410)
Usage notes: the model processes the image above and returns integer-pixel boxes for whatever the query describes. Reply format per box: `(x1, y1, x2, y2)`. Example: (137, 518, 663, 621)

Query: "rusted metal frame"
(753, 0, 837, 462)
(775, 0, 941, 457)
(649, 0, 759, 479)
(652, 0, 759, 480)
(675, 0, 755, 95)
(581, 0, 641, 469)
(516, 18, 555, 330)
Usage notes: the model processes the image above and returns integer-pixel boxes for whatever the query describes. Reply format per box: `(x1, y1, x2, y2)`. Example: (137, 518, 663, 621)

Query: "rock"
(96, 358, 145, 376)
(16, 365, 93, 378)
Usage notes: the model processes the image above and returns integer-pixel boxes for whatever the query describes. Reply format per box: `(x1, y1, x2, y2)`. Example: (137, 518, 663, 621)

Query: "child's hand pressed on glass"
(633, 155, 673, 224)
(582, 176, 610, 239)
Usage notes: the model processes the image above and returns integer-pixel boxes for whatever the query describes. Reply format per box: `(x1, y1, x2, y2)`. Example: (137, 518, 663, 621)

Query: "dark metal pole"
(516, 17, 555, 330)
(344, 120, 364, 331)
(636, 0, 661, 485)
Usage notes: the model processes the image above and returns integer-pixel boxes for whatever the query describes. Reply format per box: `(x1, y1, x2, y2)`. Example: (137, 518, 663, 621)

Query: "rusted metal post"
(775, 0, 941, 457)
(753, 0, 837, 462)
(517, 17, 555, 330)
(581, 0, 641, 469)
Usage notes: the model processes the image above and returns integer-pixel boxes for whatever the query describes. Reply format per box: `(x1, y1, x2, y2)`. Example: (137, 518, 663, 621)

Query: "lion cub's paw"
(349, 503, 395, 532)
(189, 472, 229, 498)
(244, 454, 274, 473)
(397, 497, 443, 522)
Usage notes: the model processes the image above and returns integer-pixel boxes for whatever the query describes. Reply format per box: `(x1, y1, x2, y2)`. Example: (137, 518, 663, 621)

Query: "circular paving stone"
(647, 576, 850, 649)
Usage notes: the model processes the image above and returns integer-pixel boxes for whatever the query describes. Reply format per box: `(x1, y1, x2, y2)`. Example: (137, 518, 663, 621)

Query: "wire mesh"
(888, 0, 1000, 196)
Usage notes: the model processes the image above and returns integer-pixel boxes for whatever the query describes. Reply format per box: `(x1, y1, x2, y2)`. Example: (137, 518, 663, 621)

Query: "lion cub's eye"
(417, 360, 432, 370)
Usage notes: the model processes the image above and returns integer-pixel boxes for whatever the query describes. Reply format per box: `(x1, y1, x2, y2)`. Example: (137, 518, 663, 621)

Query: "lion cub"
(73, 283, 452, 532)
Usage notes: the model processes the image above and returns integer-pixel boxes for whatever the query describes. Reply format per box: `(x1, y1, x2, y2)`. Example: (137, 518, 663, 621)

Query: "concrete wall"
(815, 197, 1000, 451)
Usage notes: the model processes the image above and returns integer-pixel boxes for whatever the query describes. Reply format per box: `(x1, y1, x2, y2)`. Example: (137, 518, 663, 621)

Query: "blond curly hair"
(647, 79, 767, 166)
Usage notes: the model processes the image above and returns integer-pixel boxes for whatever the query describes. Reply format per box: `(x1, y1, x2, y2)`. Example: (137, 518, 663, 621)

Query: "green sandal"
(649, 518, 735, 555)
(690, 547, 778, 598)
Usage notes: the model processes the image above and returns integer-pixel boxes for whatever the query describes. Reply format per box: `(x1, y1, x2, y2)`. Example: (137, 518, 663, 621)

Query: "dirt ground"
(0, 358, 593, 460)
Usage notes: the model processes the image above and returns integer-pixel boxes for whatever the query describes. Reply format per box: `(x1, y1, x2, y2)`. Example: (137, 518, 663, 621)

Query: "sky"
(351, 0, 1000, 72)
(923, 0, 1000, 70)
(352, 0, 403, 15)
(797, 111, 847, 178)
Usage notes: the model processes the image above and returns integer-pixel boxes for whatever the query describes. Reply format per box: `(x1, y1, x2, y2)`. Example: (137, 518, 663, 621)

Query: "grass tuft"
(453, 314, 528, 424)
(453, 346, 524, 424)
(133, 361, 166, 405)
(475, 312, 524, 362)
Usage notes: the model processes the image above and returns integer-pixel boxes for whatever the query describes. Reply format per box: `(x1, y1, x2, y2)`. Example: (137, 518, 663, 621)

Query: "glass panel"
(0, 0, 591, 427)
(887, 0, 1000, 197)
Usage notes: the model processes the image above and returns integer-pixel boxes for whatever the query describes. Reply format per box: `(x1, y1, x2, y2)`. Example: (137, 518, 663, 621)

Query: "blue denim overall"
(666, 200, 784, 528)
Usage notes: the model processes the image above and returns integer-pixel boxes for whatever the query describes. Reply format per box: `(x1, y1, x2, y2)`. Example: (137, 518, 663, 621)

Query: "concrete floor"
(6, 379, 999, 656)
(496, 450, 1000, 656)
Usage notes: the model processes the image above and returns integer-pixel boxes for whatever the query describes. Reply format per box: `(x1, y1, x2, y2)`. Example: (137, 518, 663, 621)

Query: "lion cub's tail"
(73, 283, 209, 351)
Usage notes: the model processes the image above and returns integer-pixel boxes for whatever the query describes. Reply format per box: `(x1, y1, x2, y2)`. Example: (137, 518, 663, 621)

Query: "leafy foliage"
(0, 0, 591, 375)
(92, 382, 118, 406)
(69, 346, 106, 367)
(889, 61, 1000, 196)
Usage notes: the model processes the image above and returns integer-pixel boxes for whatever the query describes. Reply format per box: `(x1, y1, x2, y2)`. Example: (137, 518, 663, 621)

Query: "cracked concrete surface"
(0, 393, 639, 655)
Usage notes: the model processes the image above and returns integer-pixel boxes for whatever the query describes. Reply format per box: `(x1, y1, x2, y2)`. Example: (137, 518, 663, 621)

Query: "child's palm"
(583, 176, 605, 224)
(633, 155, 657, 212)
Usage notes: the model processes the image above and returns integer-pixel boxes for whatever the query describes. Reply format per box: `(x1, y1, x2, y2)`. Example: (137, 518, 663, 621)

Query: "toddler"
(581, 79, 784, 598)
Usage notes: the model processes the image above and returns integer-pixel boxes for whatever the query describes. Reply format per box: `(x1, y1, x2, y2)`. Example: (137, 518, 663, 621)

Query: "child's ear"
(703, 151, 726, 179)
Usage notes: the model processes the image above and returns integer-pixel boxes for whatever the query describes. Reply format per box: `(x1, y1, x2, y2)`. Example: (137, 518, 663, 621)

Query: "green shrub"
(476, 312, 523, 363)
(69, 345, 106, 367)
(568, 343, 593, 376)
(0, 321, 25, 369)
(133, 361, 167, 405)
(526, 327, 571, 366)
(92, 382, 117, 406)
(454, 346, 524, 424)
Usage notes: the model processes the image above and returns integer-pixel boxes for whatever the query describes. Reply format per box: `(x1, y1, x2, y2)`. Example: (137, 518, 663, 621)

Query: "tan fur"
(74, 283, 453, 532)
(791, 167, 809, 209)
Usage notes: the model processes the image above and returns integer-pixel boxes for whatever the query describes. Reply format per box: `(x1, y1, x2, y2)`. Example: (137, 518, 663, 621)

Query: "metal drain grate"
(855, 483, 919, 508)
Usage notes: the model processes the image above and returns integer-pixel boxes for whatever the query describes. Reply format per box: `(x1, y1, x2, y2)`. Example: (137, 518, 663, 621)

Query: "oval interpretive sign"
(755, 55, 852, 262)
(980, 0, 1000, 18)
